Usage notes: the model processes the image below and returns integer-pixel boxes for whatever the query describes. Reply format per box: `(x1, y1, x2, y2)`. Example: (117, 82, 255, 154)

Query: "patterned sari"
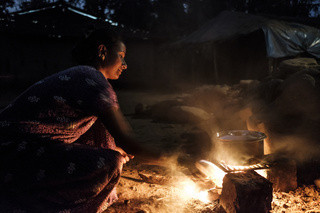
(0, 66, 123, 212)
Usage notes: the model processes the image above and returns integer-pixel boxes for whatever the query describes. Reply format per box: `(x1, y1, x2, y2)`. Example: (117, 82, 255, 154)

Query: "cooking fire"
(183, 130, 273, 212)
(122, 127, 320, 213)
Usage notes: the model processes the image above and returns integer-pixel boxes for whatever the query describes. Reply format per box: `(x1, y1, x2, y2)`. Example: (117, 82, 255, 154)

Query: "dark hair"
(72, 28, 123, 65)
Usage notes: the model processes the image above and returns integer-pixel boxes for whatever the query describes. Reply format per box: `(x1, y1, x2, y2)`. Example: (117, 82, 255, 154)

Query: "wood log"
(219, 171, 272, 213)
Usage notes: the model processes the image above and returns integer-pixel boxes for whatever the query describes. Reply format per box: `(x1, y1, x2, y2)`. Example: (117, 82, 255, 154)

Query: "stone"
(273, 57, 320, 79)
(267, 157, 297, 192)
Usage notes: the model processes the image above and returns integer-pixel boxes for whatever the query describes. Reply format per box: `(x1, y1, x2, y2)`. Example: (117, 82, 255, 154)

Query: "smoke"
(178, 71, 320, 165)
(246, 70, 320, 164)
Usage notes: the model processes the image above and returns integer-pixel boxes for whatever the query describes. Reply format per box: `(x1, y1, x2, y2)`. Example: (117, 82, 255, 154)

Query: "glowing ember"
(183, 184, 210, 203)
(196, 160, 226, 188)
(219, 161, 268, 178)
(255, 169, 267, 178)
(177, 178, 211, 203)
(197, 159, 268, 188)
(219, 160, 270, 173)
(178, 159, 269, 204)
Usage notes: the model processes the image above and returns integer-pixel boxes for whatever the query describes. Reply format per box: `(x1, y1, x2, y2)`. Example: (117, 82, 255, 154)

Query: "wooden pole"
(212, 43, 219, 84)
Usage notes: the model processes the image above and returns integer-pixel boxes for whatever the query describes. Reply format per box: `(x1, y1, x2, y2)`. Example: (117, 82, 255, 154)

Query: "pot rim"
(215, 130, 267, 142)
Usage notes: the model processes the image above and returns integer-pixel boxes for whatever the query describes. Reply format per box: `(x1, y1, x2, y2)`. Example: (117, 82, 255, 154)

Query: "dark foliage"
(8, 0, 320, 40)
(0, 0, 14, 16)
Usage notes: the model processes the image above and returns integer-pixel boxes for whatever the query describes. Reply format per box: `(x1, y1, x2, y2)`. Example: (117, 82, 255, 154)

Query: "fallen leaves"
(271, 185, 320, 213)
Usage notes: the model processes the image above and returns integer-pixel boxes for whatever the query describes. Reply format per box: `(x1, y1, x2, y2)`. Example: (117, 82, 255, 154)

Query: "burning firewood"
(138, 173, 171, 185)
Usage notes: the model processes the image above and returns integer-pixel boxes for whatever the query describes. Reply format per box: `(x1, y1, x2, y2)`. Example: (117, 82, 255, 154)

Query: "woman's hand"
(114, 146, 134, 164)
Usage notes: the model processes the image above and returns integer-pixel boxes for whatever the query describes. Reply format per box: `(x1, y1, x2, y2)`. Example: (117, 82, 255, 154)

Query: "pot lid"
(216, 130, 266, 141)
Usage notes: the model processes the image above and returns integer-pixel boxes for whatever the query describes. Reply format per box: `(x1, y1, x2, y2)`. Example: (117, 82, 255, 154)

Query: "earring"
(99, 54, 105, 61)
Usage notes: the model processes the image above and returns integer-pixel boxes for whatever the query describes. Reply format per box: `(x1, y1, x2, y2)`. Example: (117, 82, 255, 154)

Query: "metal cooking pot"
(214, 130, 267, 166)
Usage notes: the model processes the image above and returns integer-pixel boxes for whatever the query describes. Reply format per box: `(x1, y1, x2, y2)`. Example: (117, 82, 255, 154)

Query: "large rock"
(274, 70, 320, 119)
(247, 68, 320, 185)
(273, 57, 320, 79)
(167, 105, 212, 124)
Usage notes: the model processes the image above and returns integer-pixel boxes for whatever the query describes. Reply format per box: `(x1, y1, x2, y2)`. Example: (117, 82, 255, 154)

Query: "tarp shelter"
(172, 11, 320, 84)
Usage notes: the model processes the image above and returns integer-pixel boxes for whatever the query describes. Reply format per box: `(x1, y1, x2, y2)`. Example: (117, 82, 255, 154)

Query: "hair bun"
(72, 28, 122, 65)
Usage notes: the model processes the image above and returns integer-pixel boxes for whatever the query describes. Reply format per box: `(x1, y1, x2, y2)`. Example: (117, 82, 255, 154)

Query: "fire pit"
(190, 130, 275, 212)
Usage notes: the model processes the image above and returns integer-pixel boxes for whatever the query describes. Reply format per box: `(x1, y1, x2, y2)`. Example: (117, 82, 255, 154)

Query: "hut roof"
(176, 11, 320, 58)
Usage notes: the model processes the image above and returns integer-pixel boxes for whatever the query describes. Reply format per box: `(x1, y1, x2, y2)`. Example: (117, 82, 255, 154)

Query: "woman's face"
(104, 42, 127, 80)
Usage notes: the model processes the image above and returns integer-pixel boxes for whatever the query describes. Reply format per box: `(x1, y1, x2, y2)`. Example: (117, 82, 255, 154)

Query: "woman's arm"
(98, 107, 165, 164)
